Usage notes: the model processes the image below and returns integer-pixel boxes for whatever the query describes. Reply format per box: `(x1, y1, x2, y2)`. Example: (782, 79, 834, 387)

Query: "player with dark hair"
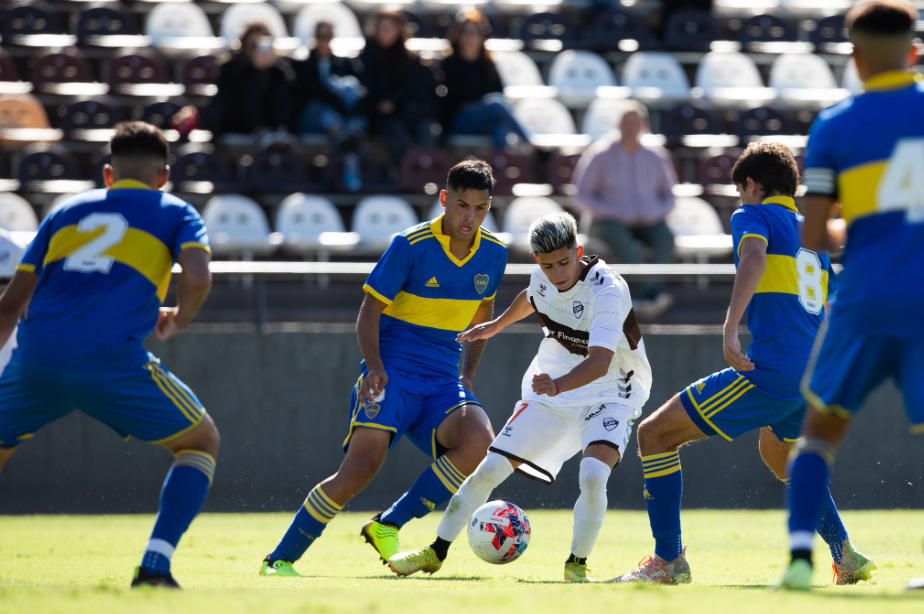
(613, 141, 872, 585)
(262, 159, 508, 576)
(388, 211, 652, 582)
(0, 121, 217, 588)
(781, 0, 924, 590)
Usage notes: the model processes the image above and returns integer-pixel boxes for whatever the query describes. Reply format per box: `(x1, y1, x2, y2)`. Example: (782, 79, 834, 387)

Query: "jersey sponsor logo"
(573, 300, 584, 319)
(475, 274, 490, 295)
(603, 417, 619, 431)
(364, 403, 380, 419)
(530, 297, 590, 356)
(425, 276, 439, 288)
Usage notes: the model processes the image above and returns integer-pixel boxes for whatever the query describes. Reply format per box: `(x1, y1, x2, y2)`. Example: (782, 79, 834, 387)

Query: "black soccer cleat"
(131, 565, 182, 589)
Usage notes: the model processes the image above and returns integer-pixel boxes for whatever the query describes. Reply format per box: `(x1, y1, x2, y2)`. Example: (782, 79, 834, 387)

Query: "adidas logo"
(643, 488, 654, 500)
(421, 497, 436, 511)
(425, 277, 439, 288)
(695, 382, 706, 394)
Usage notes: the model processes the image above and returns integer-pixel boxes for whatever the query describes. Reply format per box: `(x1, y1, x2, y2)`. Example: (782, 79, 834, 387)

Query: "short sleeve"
(588, 289, 626, 353)
(803, 116, 837, 198)
(730, 207, 771, 258)
(482, 248, 508, 300)
(174, 204, 211, 260)
(363, 235, 412, 305)
(16, 211, 57, 275)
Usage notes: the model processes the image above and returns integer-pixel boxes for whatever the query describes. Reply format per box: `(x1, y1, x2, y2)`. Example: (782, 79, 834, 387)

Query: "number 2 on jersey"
(796, 248, 823, 315)
(878, 138, 924, 223)
(63, 213, 128, 274)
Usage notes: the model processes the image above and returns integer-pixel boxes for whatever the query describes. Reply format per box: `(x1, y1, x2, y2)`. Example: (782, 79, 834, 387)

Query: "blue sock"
(787, 439, 834, 560)
(380, 455, 466, 528)
(641, 451, 683, 562)
(270, 485, 343, 562)
(785, 476, 849, 563)
(142, 450, 216, 575)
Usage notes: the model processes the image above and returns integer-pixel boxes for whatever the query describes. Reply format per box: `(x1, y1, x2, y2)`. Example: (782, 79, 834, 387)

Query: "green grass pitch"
(2, 510, 923, 613)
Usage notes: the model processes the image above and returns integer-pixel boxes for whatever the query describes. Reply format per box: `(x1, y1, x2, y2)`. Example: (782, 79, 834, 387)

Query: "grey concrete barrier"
(1, 326, 921, 514)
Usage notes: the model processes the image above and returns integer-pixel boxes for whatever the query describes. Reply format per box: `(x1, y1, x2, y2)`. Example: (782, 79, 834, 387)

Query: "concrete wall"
(1, 326, 921, 514)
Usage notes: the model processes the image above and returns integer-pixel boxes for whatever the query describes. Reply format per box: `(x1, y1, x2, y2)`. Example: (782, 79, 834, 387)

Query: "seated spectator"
(571, 102, 678, 317)
(293, 21, 366, 140)
(203, 22, 295, 136)
(359, 10, 438, 164)
(439, 10, 529, 149)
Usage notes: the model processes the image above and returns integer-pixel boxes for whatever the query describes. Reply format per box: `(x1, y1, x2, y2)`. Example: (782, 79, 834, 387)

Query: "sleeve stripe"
(363, 283, 393, 306)
(180, 242, 212, 256)
(803, 167, 836, 195)
(737, 233, 768, 257)
(15, 263, 35, 273)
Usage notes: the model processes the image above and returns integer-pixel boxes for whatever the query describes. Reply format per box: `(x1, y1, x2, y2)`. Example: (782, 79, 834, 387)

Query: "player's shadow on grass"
(358, 575, 487, 582)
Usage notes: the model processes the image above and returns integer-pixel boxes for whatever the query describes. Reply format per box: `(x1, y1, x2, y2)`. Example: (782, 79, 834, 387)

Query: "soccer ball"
(467, 500, 531, 564)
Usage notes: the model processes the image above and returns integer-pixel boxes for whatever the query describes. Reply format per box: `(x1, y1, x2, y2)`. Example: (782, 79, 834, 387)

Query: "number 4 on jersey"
(878, 138, 924, 223)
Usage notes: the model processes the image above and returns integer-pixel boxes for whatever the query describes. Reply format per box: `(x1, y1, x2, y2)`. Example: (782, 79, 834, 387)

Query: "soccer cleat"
(131, 566, 181, 589)
(906, 576, 924, 590)
(832, 540, 876, 585)
(361, 515, 400, 565)
(564, 560, 595, 583)
(260, 557, 303, 577)
(776, 559, 813, 591)
(388, 547, 443, 577)
(607, 548, 691, 585)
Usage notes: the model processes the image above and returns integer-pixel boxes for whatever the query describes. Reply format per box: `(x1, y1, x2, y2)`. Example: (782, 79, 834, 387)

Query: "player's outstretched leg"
(133, 416, 221, 589)
(758, 428, 875, 585)
(262, 427, 390, 577)
(388, 451, 515, 576)
(565, 447, 618, 583)
(372, 404, 493, 566)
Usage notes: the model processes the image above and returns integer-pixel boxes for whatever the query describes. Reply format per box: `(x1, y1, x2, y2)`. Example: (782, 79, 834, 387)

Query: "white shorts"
(488, 399, 637, 484)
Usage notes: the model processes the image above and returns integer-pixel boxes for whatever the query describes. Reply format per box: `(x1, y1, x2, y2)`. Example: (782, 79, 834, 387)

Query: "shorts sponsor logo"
(603, 417, 619, 432)
(475, 274, 490, 295)
(364, 403, 380, 419)
(585, 405, 605, 421)
(573, 301, 584, 319)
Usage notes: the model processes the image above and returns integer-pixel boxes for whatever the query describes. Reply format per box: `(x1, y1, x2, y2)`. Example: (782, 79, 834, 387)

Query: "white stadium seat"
(221, 4, 290, 44)
(502, 196, 564, 248)
(0, 193, 39, 232)
(666, 196, 733, 262)
(275, 193, 358, 256)
(492, 50, 557, 101)
(352, 196, 418, 252)
(770, 53, 850, 109)
(513, 98, 582, 148)
(779, 0, 852, 18)
(145, 3, 221, 52)
(620, 52, 691, 104)
(842, 58, 863, 95)
(694, 51, 776, 108)
(202, 194, 277, 258)
(293, 4, 364, 53)
(548, 51, 617, 109)
(0, 227, 25, 279)
(581, 98, 629, 141)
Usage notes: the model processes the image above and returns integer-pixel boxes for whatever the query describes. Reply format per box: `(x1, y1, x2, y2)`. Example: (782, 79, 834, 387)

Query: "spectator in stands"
(438, 10, 530, 150)
(571, 101, 677, 317)
(293, 21, 366, 140)
(359, 10, 438, 165)
(204, 22, 295, 136)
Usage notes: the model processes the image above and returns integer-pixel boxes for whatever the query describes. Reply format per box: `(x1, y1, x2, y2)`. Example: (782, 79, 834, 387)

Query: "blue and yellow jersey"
(731, 196, 837, 399)
(15, 180, 210, 370)
(363, 215, 508, 379)
(803, 70, 924, 336)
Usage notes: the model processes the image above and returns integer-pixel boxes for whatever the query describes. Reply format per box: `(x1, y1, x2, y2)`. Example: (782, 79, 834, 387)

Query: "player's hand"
(360, 366, 388, 406)
(457, 320, 500, 343)
(460, 375, 474, 393)
(155, 307, 187, 341)
(723, 326, 754, 372)
(532, 373, 559, 397)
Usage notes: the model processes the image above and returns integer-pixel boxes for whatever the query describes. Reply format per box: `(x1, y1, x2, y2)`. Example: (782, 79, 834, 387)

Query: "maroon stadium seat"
(481, 150, 535, 196)
(180, 54, 219, 97)
(547, 153, 581, 196)
(698, 151, 740, 191)
(30, 49, 107, 96)
(735, 106, 794, 139)
(249, 141, 314, 194)
(0, 47, 31, 94)
(172, 142, 232, 193)
(107, 48, 183, 97)
(811, 14, 848, 54)
(60, 98, 122, 142)
(663, 103, 720, 145)
(398, 148, 452, 195)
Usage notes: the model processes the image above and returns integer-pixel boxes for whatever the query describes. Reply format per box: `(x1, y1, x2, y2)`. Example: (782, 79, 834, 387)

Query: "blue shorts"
(345, 362, 482, 458)
(803, 318, 924, 432)
(0, 353, 207, 448)
(680, 368, 805, 442)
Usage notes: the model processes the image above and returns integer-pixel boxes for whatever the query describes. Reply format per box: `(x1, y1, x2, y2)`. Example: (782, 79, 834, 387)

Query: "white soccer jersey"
(522, 256, 652, 414)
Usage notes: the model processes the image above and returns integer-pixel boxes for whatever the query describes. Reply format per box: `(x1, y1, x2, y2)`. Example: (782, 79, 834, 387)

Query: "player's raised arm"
(0, 271, 37, 349)
(457, 289, 533, 343)
(155, 247, 212, 341)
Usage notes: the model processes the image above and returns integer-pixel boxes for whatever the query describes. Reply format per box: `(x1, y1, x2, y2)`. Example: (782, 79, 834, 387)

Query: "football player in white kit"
(388, 212, 652, 582)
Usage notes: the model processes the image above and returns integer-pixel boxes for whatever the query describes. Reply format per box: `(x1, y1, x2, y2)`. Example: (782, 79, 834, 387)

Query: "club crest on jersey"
(573, 301, 584, 319)
(474, 274, 490, 295)
(364, 403, 380, 419)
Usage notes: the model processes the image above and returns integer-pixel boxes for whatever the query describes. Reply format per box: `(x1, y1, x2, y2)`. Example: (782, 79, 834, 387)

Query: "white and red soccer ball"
(467, 500, 531, 564)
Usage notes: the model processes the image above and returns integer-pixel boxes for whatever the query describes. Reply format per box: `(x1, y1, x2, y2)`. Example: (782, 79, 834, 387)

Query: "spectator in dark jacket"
(439, 10, 529, 149)
(358, 10, 438, 163)
(293, 21, 366, 138)
(204, 22, 294, 136)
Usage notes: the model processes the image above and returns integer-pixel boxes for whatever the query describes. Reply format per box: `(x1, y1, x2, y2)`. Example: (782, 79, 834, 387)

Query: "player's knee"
(578, 457, 609, 495)
(194, 416, 221, 458)
(636, 417, 660, 452)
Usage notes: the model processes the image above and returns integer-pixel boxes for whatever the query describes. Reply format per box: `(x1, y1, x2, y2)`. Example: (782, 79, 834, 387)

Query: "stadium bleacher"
(0, 0, 922, 264)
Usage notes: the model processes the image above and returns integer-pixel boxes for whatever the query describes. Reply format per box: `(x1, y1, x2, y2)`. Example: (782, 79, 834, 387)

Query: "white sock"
(570, 457, 611, 559)
(437, 452, 514, 542)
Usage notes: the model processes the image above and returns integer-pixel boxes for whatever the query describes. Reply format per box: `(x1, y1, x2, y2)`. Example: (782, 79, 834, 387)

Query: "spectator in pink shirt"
(571, 102, 677, 315)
